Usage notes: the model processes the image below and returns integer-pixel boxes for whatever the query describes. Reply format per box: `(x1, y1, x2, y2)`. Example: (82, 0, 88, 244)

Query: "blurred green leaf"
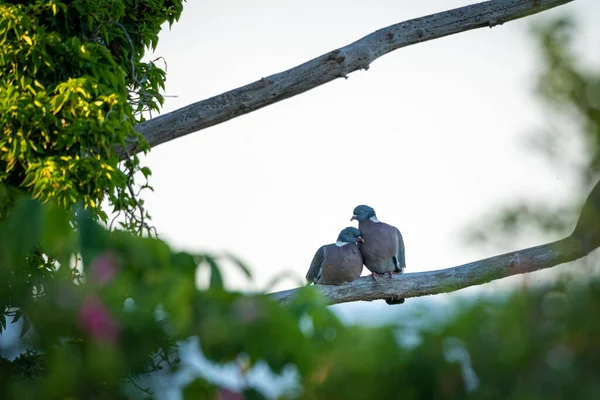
(171, 251, 197, 276)
(41, 202, 74, 262)
(243, 387, 267, 400)
(182, 377, 217, 400)
(0, 313, 6, 332)
(19, 317, 31, 338)
(12, 310, 23, 325)
(76, 206, 109, 267)
(205, 255, 224, 290)
(0, 198, 43, 265)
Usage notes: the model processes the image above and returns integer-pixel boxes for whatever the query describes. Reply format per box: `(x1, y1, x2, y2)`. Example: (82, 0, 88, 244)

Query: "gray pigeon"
(351, 205, 406, 304)
(306, 227, 365, 286)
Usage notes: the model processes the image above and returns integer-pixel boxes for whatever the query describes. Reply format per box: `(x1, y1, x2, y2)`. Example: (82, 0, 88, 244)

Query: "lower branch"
(270, 179, 600, 307)
(270, 236, 586, 306)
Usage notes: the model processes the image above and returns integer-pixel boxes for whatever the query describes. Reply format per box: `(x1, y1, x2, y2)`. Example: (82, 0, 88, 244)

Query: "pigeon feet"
(370, 272, 385, 281)
(371, 272, 395, 280)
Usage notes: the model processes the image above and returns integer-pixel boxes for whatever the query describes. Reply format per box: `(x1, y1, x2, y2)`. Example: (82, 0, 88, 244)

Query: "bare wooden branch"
(269, 237, 582, 306)
(269, 179, 600, 307)
(120, 0, 573, 158)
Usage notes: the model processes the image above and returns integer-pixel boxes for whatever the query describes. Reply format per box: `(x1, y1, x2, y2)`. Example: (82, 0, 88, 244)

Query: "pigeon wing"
(393, 227, 406, 273)
(306, 245, 327, 284)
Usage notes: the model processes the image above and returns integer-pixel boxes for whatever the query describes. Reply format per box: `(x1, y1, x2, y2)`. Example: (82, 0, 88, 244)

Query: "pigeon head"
(351, 205, 376, 222)
(337, 227, 365, 244)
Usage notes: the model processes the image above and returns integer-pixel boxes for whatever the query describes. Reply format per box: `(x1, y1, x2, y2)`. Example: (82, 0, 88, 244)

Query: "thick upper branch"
(121, 0, 573, 158)
(269, 179, 600, 307)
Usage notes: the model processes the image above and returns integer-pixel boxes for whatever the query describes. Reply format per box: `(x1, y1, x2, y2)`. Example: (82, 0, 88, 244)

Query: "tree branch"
(121, 0, 574, 158)
(269, 237, 583, 306)
(269, 179, 600, 307)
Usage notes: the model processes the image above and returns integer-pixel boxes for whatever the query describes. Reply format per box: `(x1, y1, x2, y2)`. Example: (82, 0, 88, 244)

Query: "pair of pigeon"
(305, 205, 406, 304)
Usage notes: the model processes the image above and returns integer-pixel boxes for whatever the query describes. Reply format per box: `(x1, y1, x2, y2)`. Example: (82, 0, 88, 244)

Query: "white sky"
(133, 0, 599, 315)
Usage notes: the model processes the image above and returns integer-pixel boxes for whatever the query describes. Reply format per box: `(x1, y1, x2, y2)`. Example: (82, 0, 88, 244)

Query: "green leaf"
(0, 312, 6, 331)
(0, 197, 43, 266)
(205, 255, 223, 290)
(182, 378, 217, 400)
(76, 205, 109, 267)
(12, 310, 23, 325)
(171, 251, 197, 277)
(243, 387, 268, 400)
(19, 317, 31, 338)
(140, 166, 151, 178)
(41, 202, 74, 262)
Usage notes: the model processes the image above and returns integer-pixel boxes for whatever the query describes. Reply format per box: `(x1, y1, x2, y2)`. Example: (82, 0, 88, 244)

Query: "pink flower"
(78, 296, 119, 344)
(89, 252, 118, 286)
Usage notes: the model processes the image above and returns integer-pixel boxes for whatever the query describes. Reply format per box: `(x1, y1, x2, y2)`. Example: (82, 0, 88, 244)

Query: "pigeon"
(306, 227, 365, 286)
(351, 205, 406, 304)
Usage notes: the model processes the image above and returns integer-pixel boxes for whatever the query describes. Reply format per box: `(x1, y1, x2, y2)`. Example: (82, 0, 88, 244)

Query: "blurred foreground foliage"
(0, 196, 600, 399)
(1, 195, 600, 400)
(1, 2, 599, 399)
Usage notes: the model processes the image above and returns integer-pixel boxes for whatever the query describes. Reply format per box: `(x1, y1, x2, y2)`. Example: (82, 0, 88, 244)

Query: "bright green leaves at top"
(0, 3, 132, 219)
(0, 0, 184, 228)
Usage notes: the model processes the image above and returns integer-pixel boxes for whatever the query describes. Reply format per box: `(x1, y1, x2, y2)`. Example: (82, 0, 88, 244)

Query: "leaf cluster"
(0, 0, 182, 226)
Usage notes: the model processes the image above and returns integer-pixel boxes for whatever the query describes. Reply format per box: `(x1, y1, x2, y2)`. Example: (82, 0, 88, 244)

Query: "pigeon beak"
(358, 237, 365, 243)
(350, 215, 357, 221)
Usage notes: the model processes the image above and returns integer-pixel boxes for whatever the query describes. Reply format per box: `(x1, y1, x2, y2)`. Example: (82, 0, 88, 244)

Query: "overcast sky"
(130, 0, 600, 320)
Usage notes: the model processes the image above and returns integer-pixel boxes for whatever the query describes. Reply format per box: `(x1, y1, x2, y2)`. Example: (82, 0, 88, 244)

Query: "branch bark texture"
(122, 0, 573, 157)
(269, 179, 600, 307)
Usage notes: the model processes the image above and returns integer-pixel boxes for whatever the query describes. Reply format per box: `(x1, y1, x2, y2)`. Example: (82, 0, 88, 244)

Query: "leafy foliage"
(0, 0, 181, 228)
